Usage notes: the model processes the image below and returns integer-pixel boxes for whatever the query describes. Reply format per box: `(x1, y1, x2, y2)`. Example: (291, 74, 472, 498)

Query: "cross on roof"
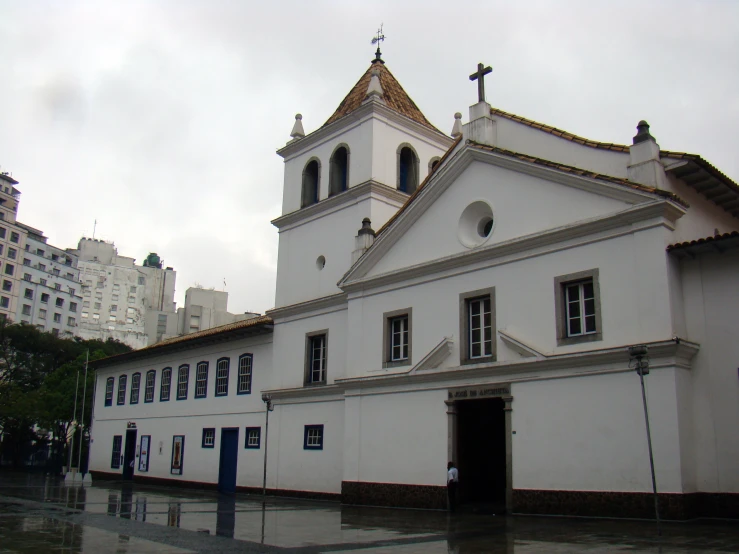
(469, 63, 493, 103)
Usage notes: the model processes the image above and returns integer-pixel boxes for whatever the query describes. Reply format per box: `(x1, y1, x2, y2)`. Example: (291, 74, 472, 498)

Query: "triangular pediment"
(340, 145, 684, 286)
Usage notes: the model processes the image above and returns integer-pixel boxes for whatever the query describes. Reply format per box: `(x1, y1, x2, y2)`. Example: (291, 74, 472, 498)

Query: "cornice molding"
(260, 339, 699, 401)
(277, 102, 452, 160)
(339, 146, 686, 288)
(267, 292, 348, 322)
(271, 180, 407, 231)
(340, 200, 683, 294)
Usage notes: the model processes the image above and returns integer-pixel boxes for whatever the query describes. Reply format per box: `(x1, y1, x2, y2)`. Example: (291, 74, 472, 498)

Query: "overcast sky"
(1, 1, 737, 315)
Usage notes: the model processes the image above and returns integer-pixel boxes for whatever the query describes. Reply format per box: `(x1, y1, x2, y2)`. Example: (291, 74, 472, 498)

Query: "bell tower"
(271, 55, 453, 309)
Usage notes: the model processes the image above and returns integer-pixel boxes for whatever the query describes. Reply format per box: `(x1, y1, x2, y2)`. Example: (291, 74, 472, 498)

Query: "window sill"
(557, 332, 602, 347)
(383, 359, 411, 369)
(460, 355, 496, 366)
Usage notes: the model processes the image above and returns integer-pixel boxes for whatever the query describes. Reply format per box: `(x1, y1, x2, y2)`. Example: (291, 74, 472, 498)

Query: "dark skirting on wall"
(512, 489, 739, 520)
(342, 481, 447, 510)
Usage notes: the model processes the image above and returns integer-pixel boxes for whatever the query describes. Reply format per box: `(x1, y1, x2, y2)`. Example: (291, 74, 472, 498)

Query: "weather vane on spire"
(371, 24, 385, 64)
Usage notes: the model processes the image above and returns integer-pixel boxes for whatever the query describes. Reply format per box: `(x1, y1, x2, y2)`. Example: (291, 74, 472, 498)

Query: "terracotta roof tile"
(92, 315, 274, 367)
(323, 62, 444, 135)
(667, 231, 739, 252)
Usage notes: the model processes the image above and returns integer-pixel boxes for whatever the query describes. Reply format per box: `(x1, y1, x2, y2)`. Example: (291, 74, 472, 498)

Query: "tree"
(0, 319, 131, 469)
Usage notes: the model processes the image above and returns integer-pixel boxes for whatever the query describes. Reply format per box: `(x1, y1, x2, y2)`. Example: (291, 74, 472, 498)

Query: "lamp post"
(261, 393, 274, 497)
(628, 345, 660, 526)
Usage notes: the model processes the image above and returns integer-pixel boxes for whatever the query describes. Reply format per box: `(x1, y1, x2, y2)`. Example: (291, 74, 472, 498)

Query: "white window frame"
(215, 358, 229, 396)
(237, 354, 253, 394)
(195, 362, 208, 398)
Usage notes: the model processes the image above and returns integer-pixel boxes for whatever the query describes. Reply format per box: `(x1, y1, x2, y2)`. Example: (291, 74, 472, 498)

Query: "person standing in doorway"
(447, 461, 459, 512)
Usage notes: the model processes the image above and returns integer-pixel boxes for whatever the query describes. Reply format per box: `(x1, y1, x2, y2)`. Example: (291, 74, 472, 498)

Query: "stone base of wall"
(341, 481, 447, 510)
(512, 489, 739, 520)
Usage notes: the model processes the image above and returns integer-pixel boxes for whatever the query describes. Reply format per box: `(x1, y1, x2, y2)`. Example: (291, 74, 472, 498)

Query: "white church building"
(88, 52, 739, 519)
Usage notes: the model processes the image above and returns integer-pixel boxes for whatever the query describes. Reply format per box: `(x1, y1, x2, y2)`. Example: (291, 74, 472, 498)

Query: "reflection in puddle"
(167, 502, 181, 528)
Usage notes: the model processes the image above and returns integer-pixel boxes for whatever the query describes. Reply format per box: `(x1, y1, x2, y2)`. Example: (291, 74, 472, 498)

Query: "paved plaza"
(1, 473, 738, 553)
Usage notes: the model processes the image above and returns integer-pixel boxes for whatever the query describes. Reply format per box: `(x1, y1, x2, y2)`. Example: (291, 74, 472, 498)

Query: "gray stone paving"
(1, 473, 738, 553)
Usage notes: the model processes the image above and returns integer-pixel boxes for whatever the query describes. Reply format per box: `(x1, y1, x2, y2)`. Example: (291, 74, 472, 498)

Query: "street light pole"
(628, 345, 660, 527)
(76, 351, 89, 476)
(261, 393, 274, 497)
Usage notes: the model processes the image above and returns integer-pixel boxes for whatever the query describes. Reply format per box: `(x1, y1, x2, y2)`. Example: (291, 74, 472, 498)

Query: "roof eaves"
(667, 231, 739, 252)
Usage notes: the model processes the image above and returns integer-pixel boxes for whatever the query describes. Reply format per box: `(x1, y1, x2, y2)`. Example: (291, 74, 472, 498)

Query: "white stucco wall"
(680, 249, 739, 493)
(89, 334, 272, 488)
(367, 160, 637, 277)
(511, 370, 684, 493)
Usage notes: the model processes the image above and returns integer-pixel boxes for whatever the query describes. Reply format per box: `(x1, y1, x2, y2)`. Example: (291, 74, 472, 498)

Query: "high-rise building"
(0, 172, 28, 322)
(66, 239, 178, 349)
(15, 223, 82, 336)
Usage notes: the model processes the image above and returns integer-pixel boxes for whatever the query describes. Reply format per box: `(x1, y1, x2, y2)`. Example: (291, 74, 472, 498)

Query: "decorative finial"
(358, 217, 375, 237)
(370, 24, 385, 64)
(469, 63, 493, 103)
(632, 120, 654, 145)
(451, 112, 463, 138)
(290, 113, 305, 141)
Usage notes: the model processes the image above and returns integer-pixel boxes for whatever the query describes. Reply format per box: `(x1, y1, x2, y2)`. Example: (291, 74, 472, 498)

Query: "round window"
(457, 201, 495, 248)
(316, 255, 326, 270)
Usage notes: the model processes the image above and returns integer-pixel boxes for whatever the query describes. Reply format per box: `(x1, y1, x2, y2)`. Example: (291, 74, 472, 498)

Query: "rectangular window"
(117, 375, 128, 406)
(130, 372, 141, 404)
(92, 313, 100, 321)
(202, 428, 215, 448)
(38, 308, 46, 319)
(38, 263, 45, 271)
(55, 297, 64, 307)
(144, 371, 156, 403)
(69, 302, 77, 312)
(117, 375, 127, 405)
(160, 368, 172, 401)
(7, 247, 16, 259)
(306, 333, 327, 384)
(128, 296, 136, 303)
(23, 273, 31, 281)
(138, 276, 145, 285)
(83, 301, 90, 308)
(4, 263, 14, 276)
(81, 311, 88, 318)
(237, 354, 252, 394)
(303, 425, 324, 450)
(41, 293, 49, 303)
(67, 317, 75, 326)
(195, 362, 208, 398)
(216, 358, 229, 396)
(94, 302, 101, 309)
(24, 288, 32, 299)
(0, 296, 9, 308)
(111, 435, 122, 469)
(109, 315, 116, 321)
(130, 285, 137, 293)
(21, 304, 31, 316)
(40, 278, 47, 286)
(53, 313, 61, 323)
(554, 269, 602, 346)
(459, 288, 496, 364)
(0, 227, 5, 238)
(105, 377, 114, 406)
(177, 365, 189, 400)
(54, 284, 61, 290)
(36, 249, 44, 256)
(52, 268, 60, 276)
(2, 280, 11, 292)
(68, 287, 75, 295)
(382, 308, 413, 368)
(113, 284, 120, 291)
(245, 427, 261, 449)
(24, 258, 31, 266)
(10, 232, 19, 243)
(390, 316, 409, 361)
(111, 304, 117, 312)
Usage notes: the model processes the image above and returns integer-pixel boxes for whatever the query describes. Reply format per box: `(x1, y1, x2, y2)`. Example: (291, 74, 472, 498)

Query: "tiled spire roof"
(323, 62, 442, 134)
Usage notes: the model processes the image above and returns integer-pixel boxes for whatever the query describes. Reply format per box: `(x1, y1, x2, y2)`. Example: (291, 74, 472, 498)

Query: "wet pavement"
(1, 473, 738, 553)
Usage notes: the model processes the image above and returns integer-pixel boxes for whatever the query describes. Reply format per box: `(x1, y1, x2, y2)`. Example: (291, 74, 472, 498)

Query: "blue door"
(218, 428, 239, 493)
